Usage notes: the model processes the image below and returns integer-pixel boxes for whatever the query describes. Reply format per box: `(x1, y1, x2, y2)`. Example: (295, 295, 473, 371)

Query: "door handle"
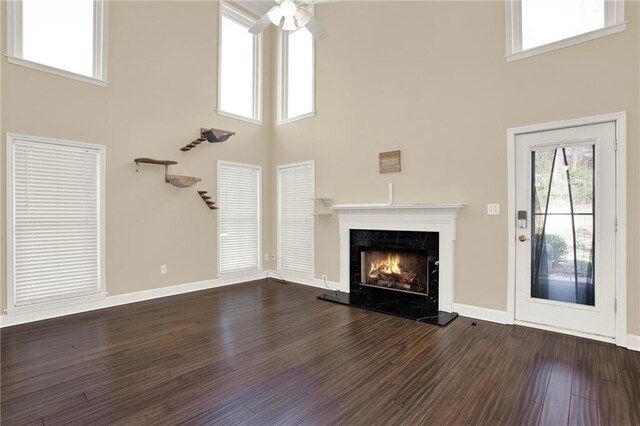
(518, 235, 529, 242)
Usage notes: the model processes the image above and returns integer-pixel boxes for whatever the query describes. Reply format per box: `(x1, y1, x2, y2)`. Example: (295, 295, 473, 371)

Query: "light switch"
(487, 203, 500, 216)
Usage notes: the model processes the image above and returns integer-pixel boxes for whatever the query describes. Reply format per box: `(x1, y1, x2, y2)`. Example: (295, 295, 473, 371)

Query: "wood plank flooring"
(1, 279, 639, 425)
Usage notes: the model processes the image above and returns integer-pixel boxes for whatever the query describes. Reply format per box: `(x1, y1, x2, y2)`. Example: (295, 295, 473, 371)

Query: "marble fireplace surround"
(332, 204, 464, 313)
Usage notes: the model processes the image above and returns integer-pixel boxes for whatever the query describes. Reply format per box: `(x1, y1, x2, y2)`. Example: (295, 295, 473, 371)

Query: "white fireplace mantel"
(332, 203, 464, 313)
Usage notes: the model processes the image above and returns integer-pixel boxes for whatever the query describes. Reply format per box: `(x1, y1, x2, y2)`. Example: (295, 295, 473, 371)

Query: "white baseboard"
(452, 302, 509, 324)
(0, 271, 267, 328)
(272, 270, 341, 292)
(628, 334, 640, 352)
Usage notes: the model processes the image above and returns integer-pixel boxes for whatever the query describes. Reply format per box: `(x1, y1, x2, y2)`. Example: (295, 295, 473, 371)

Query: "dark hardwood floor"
(1, 279, 639, 425)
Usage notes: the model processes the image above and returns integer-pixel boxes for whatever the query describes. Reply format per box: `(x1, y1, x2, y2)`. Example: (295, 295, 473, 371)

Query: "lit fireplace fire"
(368, 253, 417, 288)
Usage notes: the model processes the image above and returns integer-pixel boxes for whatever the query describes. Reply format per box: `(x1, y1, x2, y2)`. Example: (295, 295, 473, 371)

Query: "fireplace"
(317, 203, 461, 326)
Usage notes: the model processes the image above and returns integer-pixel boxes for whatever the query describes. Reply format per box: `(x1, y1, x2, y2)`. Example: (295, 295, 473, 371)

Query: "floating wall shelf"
(134, 158, 201, 188)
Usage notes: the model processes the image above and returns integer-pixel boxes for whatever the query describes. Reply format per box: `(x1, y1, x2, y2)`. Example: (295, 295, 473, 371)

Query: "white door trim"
(276, 160, 315, 280)
(507, 112, 627, 347)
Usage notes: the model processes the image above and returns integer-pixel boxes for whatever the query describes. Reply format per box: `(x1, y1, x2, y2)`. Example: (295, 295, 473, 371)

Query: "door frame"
(276, 160, 315, 280)
(507, 112, 627, 347)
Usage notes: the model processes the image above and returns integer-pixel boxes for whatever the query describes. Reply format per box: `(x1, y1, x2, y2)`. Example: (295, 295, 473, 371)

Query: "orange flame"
(369, 253, 403, 276)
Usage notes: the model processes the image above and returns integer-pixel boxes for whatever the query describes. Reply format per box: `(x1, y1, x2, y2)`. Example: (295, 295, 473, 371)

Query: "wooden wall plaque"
(379, 150, 401, 174)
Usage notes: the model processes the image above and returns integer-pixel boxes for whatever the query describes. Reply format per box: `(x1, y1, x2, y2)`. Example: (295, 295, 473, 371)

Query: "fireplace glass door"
(361, 249, 428, 296)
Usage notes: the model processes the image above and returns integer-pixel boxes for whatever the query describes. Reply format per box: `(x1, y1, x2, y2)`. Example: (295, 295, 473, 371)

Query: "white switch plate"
(487, 203, 500, 216)
(264, 254, 269, 261)
(160, 264, 168, 274)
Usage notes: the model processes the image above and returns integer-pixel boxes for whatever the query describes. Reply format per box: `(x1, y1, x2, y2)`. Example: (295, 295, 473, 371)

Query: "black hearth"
(318, 229, 458, 326)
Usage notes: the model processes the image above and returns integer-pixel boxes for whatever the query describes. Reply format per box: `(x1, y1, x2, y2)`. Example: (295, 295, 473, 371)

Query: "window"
(278, 161, 314, 276)
(7, 134, 106, 312)
(277, 28, 315, 124)
(218, 2, 263, 124)
(506, 0, 625, 61)
(7, 0, 108, 85)
(217, 161, 261, 275)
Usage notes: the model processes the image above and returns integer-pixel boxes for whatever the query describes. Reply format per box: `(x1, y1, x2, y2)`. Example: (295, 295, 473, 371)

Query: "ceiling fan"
(249, 0, 328, 40)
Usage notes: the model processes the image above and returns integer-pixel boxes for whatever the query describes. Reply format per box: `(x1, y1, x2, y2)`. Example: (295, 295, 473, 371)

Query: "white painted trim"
(506, 22, 627, 63)
(507, 112, 628, 347)
(0, 272, 268, 328)
(217, 1, 263, 124)
(276, 160, 315, 277)
(6, 0, 108, 84)
(627, 334, 640, 352)
(6, 133, 107, 314)
(336, 207, 461, 313)
(5, 56, 109, 87)
(452, 303, 509, 325)
(276, 111, 317, 126)
(273, 270, 339, 291)
(216, 110, 263, 126)
(332, 204, 464, 213)
(217, 160, 263, 277)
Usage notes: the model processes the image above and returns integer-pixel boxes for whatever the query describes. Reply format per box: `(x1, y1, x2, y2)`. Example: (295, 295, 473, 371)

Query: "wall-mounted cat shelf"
(198, 191, 218, 210)
(180, 128, 236, 152)
(134, 158, 202, 188)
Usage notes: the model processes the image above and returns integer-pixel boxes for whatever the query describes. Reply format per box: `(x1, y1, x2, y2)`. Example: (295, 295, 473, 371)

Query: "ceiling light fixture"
(251, 0, 327, 39)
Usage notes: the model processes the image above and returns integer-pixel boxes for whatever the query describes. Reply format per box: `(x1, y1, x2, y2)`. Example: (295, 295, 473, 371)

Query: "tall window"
(278, 28, 315, 124)
(7, 0, 108, 84)
(7, 134, 106, 311)
(218, 2, 263, 124)
(278, 161, 314, 276)
(218, 161, 261, 275)
(506, 0, 625, 61)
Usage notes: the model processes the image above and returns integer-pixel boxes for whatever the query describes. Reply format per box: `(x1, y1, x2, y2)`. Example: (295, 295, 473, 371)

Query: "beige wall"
(1, 1, 277, 310)
(273, 1, 640, 334)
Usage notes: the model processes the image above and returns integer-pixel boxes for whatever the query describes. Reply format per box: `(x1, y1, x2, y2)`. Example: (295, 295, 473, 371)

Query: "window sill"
(277, 111, 317, 126)
(5, 292, 108, 316)
(506, 22, 627, 63)
(216, 110, 263, 126)
(6, 55, 108, 87)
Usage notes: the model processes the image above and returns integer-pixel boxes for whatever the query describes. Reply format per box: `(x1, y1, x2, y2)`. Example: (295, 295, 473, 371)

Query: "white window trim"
(505, 0, 626, 62)
(276, 161, 315, 279)
(216, 160, 263, 277)
(217, 1, 263, 125)
(276, 28, 316, 126)
(6, 0, 109, 86)
(6, 133, 107, 315)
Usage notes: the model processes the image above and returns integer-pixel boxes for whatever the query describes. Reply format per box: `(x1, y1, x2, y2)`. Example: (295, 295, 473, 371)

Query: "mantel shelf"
(330, 203, 464, 211)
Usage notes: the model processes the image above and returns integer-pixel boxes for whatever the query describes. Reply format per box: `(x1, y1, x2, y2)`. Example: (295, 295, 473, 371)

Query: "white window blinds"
(218, 161, 261, 274)
(9, 136, 104, 308)
(278, 162, 314, 275)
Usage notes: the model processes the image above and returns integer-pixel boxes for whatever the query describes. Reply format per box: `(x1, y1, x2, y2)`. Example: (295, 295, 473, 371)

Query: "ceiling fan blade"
(249, 13, 272, 34)
(305, 15, 328, 40)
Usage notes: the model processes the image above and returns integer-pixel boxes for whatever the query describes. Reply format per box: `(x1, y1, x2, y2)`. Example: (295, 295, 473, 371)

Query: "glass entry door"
(515, 122, 616, 338)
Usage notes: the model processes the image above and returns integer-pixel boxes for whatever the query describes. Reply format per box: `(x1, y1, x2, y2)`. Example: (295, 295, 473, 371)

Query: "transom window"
(218, 2, 263, 124)
(7, 0, 108, 85)
(506, 0, 625, 61)
(277, 27, 315, 124)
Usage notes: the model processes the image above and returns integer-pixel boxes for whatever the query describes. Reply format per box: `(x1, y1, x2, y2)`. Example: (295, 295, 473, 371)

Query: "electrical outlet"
(160, 264, 167, 274)
(271, 254, 276, 260)
(321, 274, 328, 281)
(264, 254, 269, 261)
